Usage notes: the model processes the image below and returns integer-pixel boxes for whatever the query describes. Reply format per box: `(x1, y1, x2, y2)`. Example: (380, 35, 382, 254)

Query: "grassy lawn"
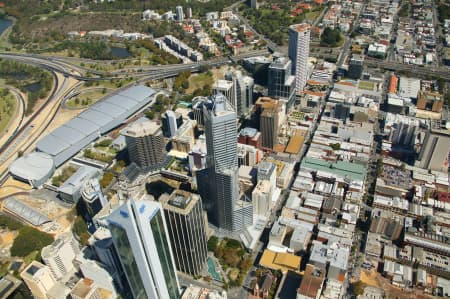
(358, 80, 375, 91)
(187, 72, 214, 94)
(66, 89, 108, 108)
(0, 89, 17, 135)
(87, 78, 136, 89)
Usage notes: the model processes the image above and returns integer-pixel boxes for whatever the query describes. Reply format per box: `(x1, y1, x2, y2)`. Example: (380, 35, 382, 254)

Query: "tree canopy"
(10, 227, 54, 257)
(320, 27, 342, 47)
(0, 215, 24, 231)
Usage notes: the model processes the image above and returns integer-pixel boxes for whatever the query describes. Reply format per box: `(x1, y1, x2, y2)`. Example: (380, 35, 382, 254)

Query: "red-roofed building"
(297, 3, 312, 10)
(389, 75, 398, 94)
(244, 31, 255, 37)
(182, 25, 194, 33)
(291, 8, 303, 16)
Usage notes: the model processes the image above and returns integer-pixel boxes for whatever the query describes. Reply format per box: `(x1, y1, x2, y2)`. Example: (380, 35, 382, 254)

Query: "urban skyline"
(1, 0, 450, 299)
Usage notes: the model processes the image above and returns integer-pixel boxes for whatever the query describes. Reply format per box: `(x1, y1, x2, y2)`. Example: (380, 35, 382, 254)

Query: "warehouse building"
(10, 86, 156, 188)
(2, 197, 51, 227)
(36, 85, 156, 167)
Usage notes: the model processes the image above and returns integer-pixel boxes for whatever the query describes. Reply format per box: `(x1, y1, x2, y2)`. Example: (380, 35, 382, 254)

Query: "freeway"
(0, 85, 25, 148)
(0, 73, 81, 184)
(0, 49, 269, 81)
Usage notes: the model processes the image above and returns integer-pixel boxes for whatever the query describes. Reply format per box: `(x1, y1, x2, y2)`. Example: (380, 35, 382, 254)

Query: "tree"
(145, 110, 155, 120)
(215, 246, 224, 259)
(0, 215, 23, 231)
(199, 64, 211, 73)
(73, 216, 90, 246)
(100, 172, 114, 188)
(207, 236, 219, 251)
(350, 281, 367, 296)
(329, 143, 341, 151)
(320, 27, 342, 47)
(224, 238, 241, 249)
(10, 227, 53, 257)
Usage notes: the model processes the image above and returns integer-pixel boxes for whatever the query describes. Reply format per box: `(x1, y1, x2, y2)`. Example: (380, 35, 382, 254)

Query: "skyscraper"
(192, 96, 208, 130)
(161, 190, 208, 276)
(21, 261, 56, 299)
(226, 71, 254, 117)
(288, 23, 310, 93)
(106, 200, 180, 299)
(186, 7, 192, 19)
(203, 93, 239, 231)
(82, 178, 108, 221)
(260, 105, 279, 150)
(213, 79, 235, 109)
(41, 232, 80, 280)
(122, 120, 166, 170)
(161, 110, 180, 137)
(201, 93, 252, 231)
(88, 228, 129, 293)
(348, 54, 364, 79)
(268, 57, 296, 108)
(176, 6, 184, 22)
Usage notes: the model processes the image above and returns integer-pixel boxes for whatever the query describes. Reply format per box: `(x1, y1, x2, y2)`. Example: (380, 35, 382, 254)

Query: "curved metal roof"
(9, 152, 54, 181)
(3, 197, 51, 227)
(35, 86, 156, 159)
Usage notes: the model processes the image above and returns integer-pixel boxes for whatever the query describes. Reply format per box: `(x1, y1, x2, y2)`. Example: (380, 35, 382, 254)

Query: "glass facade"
(150, 210, 179, 299)
(109, 223, 147, 299)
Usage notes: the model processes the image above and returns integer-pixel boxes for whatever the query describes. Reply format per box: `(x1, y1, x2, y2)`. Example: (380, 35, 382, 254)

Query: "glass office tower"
(107, 200, 180, 299)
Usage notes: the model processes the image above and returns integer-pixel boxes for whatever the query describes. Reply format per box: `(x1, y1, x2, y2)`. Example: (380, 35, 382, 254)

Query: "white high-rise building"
(176, 6, 184, 22)
(288, 23, 310, 93)
(252, 180, 271, 216)
(21, 261, 56, 299)
(41, 233, 80, 280)
(82, 178, 108, 222)
(200, 93, 252, 231)
(106, 200, 180, 299)
(213, 80, 235, 110)
(165, 110, 179, 137)
(225, 71, 254, 117)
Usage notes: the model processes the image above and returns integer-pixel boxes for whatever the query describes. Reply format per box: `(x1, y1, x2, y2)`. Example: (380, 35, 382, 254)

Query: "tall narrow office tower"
(176, 6, 184, 22)
(213, 79, 235, 109)
(227, 71, 254, 117)
(161, 190, 208, 276)
(202, 93, 251, 231)
(268, 57, 296, 108)
(106, 200, 180, 299)
(288, 23, 310, 93)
